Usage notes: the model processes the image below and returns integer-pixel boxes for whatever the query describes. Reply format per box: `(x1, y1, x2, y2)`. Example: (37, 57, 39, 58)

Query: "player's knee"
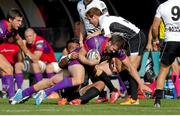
(96, 81, 105, 90)
(15, 62, 24, 71)
(46, 64, 54, 72)
(5, 66, 14, 75)
(72, 77, 84, 85)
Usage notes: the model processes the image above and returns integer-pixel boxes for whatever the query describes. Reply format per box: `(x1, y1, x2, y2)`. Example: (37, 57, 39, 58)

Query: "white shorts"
(23, 60, 61, 73)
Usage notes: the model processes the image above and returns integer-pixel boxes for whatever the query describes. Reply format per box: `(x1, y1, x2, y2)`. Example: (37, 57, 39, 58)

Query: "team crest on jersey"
(36, 40, 44, 49)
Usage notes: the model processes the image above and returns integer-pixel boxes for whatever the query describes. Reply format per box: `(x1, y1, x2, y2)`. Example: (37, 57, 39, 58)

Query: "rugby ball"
(86, 49, 100, 60)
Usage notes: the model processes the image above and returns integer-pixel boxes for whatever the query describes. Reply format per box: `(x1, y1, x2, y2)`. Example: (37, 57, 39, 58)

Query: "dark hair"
(86, 7, 102, 18)
(66, 39, 80, 48)
(7, 8, 23, 20)
(110, 34, 126, 49)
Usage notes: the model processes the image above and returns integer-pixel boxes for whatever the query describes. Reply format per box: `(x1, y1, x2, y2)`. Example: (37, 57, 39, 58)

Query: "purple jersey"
(0, 20, 17, 41)
(84, 35, 109, 55)
(84, 35, 127, 62)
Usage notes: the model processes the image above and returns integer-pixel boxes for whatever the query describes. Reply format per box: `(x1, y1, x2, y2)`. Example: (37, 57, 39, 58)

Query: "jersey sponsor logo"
(166, 23, 180, 32)
(0, 48, 15, 52)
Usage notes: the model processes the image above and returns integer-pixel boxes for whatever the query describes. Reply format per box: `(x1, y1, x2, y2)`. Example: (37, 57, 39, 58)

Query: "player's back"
(157, 0, 180, 41)
(99, 15, 140, 39)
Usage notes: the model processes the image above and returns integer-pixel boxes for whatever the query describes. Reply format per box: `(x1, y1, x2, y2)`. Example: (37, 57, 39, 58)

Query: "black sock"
(80, 87, 100, 104)
(98, 71, 115, 92)
(129, 77, 138, 100)
(154, 89, 163, 99)
(154, 89, 163, 104)
(99, 90, 107, 97)
(120, 69, 138, 100)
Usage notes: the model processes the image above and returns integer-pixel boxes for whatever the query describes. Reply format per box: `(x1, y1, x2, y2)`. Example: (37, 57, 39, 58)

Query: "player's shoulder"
(35, 35, 45, 43)
(77, 0, 83, 8)
(93, 0, 107, 8)
(159, 0, 177, 8)
(98, 0, 107, 6)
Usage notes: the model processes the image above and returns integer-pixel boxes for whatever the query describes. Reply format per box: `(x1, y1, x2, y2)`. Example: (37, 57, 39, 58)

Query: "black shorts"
(161, 42, 180, 66)
(126, 31, 147, 56)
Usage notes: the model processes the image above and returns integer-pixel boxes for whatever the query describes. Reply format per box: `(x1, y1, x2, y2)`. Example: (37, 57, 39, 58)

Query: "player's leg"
(46, 62, 61, 78)
(154, 42, 178, 108)
(11, 70, 65, 104)
(171, 58, 180, 98)
(120, 31, 146, 105)
(95, 61, 121, 103)
(0, 54, 15, 100)
(34, 64, 85, 105)
(113, 58, 127, 96)
(31, 61, 44, 82)
(44, 64, 85, 96)
(14, 61, 25, 89)
(45, 62, 62, 98)
(69, 81, 105, 105)
(154, 63, 170, 107)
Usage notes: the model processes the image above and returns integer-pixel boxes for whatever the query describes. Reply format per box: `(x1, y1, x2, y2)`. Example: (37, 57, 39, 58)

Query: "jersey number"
(171, 6, 180, 21)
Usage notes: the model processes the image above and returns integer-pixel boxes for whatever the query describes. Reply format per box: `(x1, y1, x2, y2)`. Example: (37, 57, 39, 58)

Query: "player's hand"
(16, 37, 24, 47)
(146, 43, 153, 51)
(86, 30, 101, 39)
(153, 39, 160, 51)
(90, 55, 101, 66)
(79, 40, 84, 47)
(138, 84, 152, 94)
(70, 52, 79, 60)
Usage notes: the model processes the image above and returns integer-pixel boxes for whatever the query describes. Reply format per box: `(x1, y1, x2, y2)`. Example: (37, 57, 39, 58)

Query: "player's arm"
(78, 47, 100, 66)
(146, 25, 153, 51)
(58, 51, 78, 68)
(62, 48, 69, 56)
(121, 56, 143, 86)
(58, 55, 71, 68)
(79, 20, 85, 46)
(152, 4, 162, 43)
(100, 1, 109, 16)
(101, 24, 111, 38)
(152, 17, 161, 49)
(86, 28, 101, 39)
(121, 56, 152, 92)
(28, 51, 43, 62)
(17, 49, 25, 62)
(152, 17, 161, 41)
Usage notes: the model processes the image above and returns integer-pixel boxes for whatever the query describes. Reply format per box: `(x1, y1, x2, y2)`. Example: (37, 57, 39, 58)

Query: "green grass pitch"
(0, 98, 180, 115)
